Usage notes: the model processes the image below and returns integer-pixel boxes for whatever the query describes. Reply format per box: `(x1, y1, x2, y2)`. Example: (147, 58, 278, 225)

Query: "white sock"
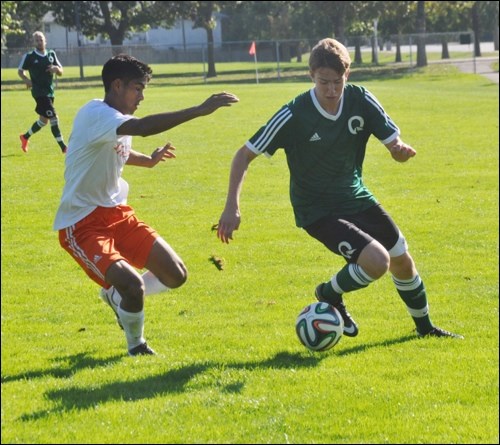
(142, 270, 169, 296)
(118, 308, 145, 350)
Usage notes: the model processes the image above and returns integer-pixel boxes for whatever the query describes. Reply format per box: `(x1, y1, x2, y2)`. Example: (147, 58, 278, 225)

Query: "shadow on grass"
(336, 333, 418, 356)
(18, 334, 417, 421)
(18, 351, 323, 421)
(1, 352, 123, 383)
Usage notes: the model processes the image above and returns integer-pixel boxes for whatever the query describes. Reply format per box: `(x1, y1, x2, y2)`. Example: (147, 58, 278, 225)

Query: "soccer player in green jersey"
(18, 31, 67, 154)
(217, 38, 463, 339)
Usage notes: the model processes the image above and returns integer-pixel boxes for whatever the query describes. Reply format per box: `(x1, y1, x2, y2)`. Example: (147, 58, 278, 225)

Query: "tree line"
(2, 1, 498, 77)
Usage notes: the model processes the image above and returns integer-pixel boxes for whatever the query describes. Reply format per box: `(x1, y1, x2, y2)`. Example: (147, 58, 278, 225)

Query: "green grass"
(1, 63, 498, 444)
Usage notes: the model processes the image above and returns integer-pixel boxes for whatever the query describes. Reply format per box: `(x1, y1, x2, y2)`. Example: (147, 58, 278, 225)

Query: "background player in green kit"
(217, 38, 463, 339)
(18, 31, 67, 153)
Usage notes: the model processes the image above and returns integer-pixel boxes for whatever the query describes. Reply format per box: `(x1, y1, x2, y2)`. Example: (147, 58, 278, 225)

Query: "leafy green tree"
(3, 1, 50, 49)
(1, 1, 22, 47)
(48, 1, 181, 53)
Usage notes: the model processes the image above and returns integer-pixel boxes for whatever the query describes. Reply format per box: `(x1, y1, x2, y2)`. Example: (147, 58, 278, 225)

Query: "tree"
(48, 1, 181, 53)
(1, 1, 22, 48)
(188, 1, 218, 78)
(426, 1, 471, 60)
(3, 1, 50, 49)
(416, 0, 427, 67)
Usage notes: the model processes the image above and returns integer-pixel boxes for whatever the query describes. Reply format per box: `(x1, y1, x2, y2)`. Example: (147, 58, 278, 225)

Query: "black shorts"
(35, 96, 56, 119)
(303, 204, 403, 263)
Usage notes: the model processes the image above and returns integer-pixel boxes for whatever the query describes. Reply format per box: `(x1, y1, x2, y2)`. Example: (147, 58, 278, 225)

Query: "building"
(41, 11, 222, 51)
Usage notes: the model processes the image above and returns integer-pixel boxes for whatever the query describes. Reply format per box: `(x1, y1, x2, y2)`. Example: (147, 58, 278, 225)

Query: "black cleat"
(417, 327, 464, 339)
(315, 285, 359, 337)
(128, 342, 156, 356)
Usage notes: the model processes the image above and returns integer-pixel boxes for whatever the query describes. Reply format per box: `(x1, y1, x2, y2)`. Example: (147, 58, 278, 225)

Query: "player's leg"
(362, 204, 463, 338)
(19, 101, 48, 152)
(59, 206, 156, 355)
(143, 237, 188, 291)
(103, 260, 155, 354)
(45, 98, 67, 153)
(390, 249, 463, 338)
(305, 215, 387, 337)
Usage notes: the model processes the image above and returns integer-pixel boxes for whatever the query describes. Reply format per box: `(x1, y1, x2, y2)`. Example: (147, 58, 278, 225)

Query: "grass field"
(1, 62, 499, 443)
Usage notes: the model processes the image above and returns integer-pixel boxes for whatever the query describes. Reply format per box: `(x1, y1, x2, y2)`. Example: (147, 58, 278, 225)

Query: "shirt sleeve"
(364, 89, 400, 144)
(51, 50, 63, 68)
(246, 105, 294, 157)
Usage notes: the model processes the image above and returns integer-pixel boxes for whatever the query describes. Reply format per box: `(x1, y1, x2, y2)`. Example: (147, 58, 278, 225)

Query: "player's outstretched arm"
(118, 92, 239, 137)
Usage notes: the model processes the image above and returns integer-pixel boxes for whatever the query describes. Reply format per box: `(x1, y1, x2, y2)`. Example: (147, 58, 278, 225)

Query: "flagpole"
(249, 41, 259, 84)
(253, 52, 259, 84)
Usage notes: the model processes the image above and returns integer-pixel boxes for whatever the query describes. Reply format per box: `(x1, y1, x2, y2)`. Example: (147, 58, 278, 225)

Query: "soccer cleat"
(19, 134, 29, 152)
(99, 287, 123, 330)
(315, 285, 359, 337)
(61, 146, 67, 154)
(128, 342, 156, 356)
(417, 327, 464, 339)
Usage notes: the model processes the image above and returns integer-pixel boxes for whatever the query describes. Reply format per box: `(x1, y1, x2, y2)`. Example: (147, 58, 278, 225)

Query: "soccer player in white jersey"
(54, 54, 239, 356)
(217, 38, 462, 339)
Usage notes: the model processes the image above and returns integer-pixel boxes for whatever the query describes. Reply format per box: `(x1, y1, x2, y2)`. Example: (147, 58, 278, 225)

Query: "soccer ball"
(295, 302, 344, 351)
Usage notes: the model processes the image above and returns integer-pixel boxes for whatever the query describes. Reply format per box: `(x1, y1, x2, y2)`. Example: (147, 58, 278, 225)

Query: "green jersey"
(19, 49, 61, 98)
(246, 85, 400, 227)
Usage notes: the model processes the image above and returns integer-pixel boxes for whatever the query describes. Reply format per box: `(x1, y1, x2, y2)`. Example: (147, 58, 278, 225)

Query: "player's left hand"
(387, 140, 416, 162)
(150, 142, 176, 166)
(198, 92, 239, 115)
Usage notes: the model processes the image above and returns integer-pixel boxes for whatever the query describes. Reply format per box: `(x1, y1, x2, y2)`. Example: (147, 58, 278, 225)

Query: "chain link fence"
(2, 32, 484, 75)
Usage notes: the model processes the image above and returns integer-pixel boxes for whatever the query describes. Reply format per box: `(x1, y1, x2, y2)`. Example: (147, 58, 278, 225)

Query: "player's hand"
(388, 140, 416, 162)
(198, 92, 239, 116)
(217, 209, 241, 244)
(150, 142, 176, 166)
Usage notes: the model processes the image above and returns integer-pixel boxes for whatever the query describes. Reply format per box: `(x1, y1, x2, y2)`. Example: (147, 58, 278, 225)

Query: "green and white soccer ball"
(295, 302, 344, 351)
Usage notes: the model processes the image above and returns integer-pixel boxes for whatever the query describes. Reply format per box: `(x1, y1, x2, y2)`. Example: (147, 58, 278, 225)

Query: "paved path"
(451, 57, 499, 83)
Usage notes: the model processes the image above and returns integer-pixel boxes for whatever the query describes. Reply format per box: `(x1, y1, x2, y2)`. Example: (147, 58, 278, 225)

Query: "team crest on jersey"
(348, 116, 364, 135)
(114, 142, 130, 161)
(338, 241, 357, 259)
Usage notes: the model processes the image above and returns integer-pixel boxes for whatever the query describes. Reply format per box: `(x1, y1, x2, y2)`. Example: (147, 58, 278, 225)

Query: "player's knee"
(171, 262, 188, 288)
(160, 261, 188, 289)
(358, 242, 390, 279)
(116, 276, 145, 311)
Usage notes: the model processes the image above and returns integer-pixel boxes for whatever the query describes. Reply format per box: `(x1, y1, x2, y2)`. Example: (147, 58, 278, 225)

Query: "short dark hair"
(309, 38, 351, 74)
(101, 54, 153, 92)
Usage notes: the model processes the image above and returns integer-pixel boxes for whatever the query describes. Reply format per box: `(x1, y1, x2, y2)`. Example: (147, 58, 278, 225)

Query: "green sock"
(319, 263, 374, 305)
(50, 118, 66, 151)
(26, 119, 46, 137)
(392, 275, 433, 334)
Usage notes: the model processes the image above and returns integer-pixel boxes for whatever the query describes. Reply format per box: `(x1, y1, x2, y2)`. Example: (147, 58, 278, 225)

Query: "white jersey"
(53, 99, 134, 230)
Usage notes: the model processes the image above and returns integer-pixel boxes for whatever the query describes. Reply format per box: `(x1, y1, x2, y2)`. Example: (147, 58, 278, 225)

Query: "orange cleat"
(19, 134, 29, 152)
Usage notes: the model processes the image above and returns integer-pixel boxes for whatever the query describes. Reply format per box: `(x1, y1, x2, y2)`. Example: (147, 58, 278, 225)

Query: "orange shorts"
(59, 205, 159, 288)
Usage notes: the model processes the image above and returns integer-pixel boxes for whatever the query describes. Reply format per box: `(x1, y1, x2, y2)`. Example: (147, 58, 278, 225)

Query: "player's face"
(117, 78, 146, 115)
(33, 34, 46, 52)
(310, 67, 349, 114)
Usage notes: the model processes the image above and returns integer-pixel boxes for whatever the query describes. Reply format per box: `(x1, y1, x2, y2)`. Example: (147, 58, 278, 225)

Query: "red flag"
(249, 41, 256, 56)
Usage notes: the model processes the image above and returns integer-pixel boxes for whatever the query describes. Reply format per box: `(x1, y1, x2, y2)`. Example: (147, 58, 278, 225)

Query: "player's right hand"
(217, 209, 241, 244)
